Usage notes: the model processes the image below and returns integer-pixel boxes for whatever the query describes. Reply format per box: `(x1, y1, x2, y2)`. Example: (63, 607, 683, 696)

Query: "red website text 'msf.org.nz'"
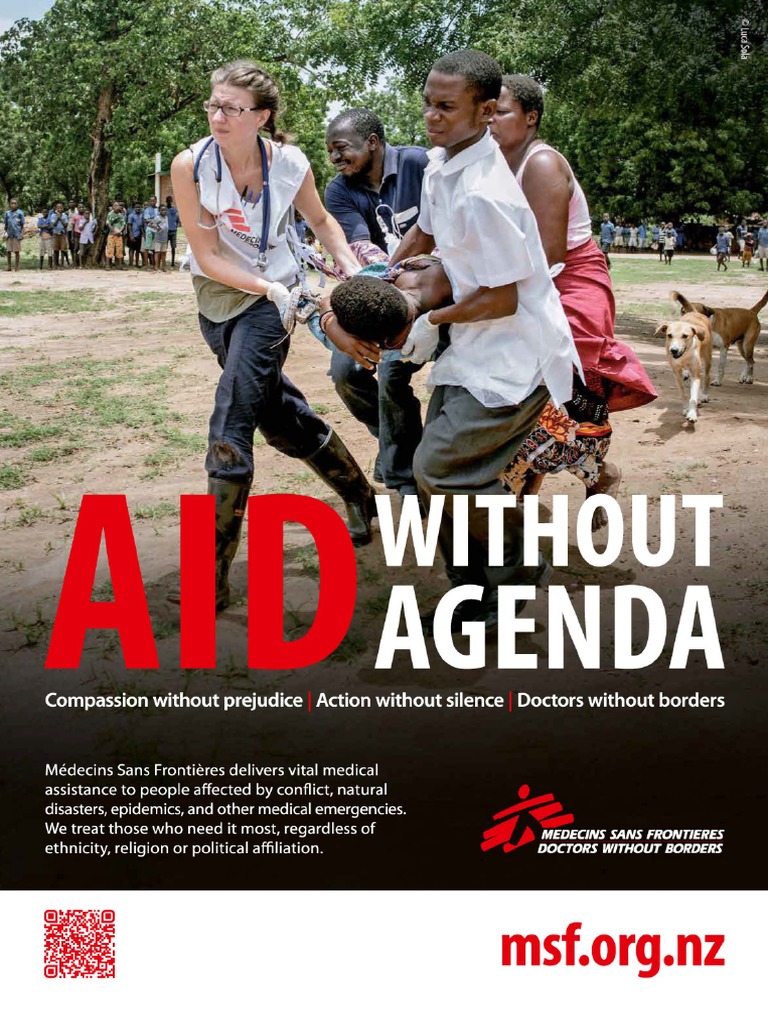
(501, 922, 724, 978)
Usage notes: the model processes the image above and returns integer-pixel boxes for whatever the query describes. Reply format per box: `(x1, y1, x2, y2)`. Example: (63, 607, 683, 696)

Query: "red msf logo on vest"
(221, 208, 251, 234)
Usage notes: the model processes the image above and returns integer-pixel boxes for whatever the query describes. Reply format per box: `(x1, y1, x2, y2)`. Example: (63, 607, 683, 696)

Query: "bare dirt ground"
(1, 256, 767, 714)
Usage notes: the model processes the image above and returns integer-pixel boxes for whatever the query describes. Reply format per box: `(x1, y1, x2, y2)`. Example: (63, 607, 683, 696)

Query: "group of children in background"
(599, 216, 681, 262)
(2, 195, 180, 271)
(714, 220, 768, 272)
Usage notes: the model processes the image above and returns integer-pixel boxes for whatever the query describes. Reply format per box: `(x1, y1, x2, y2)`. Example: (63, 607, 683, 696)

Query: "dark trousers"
(413, 383, 550, 587)
(330, 351, 424, 494)
(200, 299, 328, 483)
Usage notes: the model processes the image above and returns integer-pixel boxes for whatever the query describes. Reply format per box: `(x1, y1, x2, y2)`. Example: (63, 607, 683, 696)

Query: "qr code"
(44, 909, 115, 978)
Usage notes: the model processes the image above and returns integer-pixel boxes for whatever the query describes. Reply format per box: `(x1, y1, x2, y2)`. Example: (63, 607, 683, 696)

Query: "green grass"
(615, 301, 669, 319)
(133, 500, 179, 520)
(328, 632, 368, 663)
(0, 353, 199, 491)
(28, 443, 81, 462)
(0, 420, 61, 447)
(0, 465, 26, 490)
(0, 289, 104, 316)
(12, 501, 48, 527)
(294, 547, 320, 578)
(8, 605, 52, 647)
(665, 460, 708, 484)
(609, 254, 767, 291)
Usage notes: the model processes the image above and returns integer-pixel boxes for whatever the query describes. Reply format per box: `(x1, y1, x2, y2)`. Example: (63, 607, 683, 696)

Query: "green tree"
(0, 0, 336, 254)
(357, 80, 428, 147)
(322, 0, 767, 219)
(480, 0, 768, 219)
(0, 95, 32, 206)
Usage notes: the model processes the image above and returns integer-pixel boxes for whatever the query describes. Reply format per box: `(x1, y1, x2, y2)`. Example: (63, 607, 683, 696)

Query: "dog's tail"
(669, 289, 694, 313)
(750, 288, 768, 314)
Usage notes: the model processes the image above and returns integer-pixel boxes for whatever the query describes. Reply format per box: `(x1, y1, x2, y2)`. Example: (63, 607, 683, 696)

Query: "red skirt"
(557, 238, 657, 412)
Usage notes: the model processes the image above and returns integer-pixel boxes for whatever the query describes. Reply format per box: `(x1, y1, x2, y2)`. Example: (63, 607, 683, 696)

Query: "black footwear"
(167, 477, 251, 611)
(481, 558, 554, 635)
(304, 430, 377, 546)
(421, 595, 485, 638)
(373, 454, 384, 484)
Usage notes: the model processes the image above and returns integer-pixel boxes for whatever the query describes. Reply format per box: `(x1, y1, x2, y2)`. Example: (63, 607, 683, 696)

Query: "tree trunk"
(88, 83, 115, 264)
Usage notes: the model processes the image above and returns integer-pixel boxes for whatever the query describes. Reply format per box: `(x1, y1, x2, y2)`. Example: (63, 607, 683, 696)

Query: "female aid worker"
(171, 60, 373, 612)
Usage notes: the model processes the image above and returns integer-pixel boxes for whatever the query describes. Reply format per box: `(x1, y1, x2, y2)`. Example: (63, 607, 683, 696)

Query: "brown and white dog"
(655, 311, 713, 422)
(670, 288, 767, 385)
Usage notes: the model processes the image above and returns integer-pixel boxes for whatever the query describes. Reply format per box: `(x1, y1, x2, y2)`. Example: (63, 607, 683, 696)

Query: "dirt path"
(1, 258, 767, 699)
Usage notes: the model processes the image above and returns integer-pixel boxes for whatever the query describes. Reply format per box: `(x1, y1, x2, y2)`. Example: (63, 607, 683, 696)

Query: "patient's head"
(330, 275, 411, 347)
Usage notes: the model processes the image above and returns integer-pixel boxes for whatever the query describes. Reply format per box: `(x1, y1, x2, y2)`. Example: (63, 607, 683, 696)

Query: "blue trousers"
(200, 299, 328, 483)
(329, 351, 424, 494)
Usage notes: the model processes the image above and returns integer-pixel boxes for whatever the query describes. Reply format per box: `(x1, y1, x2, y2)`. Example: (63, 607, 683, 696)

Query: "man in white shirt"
(78, 210, 97, 267)
(391, 49, 580, 633)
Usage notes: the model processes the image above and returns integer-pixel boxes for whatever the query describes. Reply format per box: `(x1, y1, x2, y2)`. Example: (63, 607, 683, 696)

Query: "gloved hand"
(400, 312, 440, 364)
(266, 280, 290, 315)
(267, 281, 305, 333)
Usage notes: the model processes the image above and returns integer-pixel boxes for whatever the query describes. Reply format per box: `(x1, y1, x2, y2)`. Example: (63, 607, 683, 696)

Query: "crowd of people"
(598, 216, 684, 263)
(1, 194, 181, 272)
(713, 220, 768, 271)
(595, 213, 768, 270)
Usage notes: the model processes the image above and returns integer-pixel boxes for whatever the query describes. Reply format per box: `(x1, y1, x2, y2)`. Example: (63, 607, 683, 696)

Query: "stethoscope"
(193, 134, 271, 270)
(375, 202, 418, 256)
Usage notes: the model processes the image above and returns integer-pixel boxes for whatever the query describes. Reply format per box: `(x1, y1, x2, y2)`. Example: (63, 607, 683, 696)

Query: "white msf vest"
(188, 135, 310, 288)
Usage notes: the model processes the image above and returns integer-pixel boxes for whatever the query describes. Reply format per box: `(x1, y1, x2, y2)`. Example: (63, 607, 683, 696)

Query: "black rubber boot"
(167, 477, 251, 612)
(480, 556, 554, 636)
(209, 477, 251, 610)
(303, 430, 377, 546)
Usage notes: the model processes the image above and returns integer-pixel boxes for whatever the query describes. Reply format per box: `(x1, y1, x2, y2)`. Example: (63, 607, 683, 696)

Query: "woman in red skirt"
(491, 75, 657, 527)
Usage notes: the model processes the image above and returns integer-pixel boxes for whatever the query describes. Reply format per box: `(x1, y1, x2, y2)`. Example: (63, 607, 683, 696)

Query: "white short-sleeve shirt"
(188, 135, 310, 288)
(418, 131, 580, 408)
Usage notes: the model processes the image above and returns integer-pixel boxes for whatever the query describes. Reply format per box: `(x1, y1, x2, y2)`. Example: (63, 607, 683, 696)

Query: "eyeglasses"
(203, 99, 260, 118)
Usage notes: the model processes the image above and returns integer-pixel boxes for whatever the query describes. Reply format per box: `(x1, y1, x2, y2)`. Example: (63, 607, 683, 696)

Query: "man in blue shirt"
(143, 195, 159, 268)
(736, 219, 748, 254)
(599, 213, 614, 251)
(3, 198, 24, 272)
(165, 195, 180, 267)
(48, 202, 69, 269)
(598, 213, 614, 268)
(324, 108, 428, 495)
(126, 202, 145, 268)
(714, 227, 730, 272)
(757, 220, 768, 272)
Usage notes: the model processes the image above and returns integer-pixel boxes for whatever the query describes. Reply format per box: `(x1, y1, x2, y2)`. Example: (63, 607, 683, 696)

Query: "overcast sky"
(0, 0, 53, 34)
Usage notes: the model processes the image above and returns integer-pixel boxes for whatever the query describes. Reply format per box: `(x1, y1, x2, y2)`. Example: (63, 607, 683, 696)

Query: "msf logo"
(481, 784, 574, 854)
(221, 208, 251, 233)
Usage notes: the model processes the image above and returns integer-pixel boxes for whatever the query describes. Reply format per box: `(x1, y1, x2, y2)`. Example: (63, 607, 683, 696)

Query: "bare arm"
(389, 223, 435, 265)
(520, 149, 571, 267)
(323, 314, 381, 369)
(170, 149, 272, 295)
(295, 169, 360, 280)
(428, 283, 518, 326)
(314, 294, 381, 369)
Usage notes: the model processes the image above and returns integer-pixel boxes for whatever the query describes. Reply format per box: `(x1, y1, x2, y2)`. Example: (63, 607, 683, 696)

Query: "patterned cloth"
(500, 400, 612, 493)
